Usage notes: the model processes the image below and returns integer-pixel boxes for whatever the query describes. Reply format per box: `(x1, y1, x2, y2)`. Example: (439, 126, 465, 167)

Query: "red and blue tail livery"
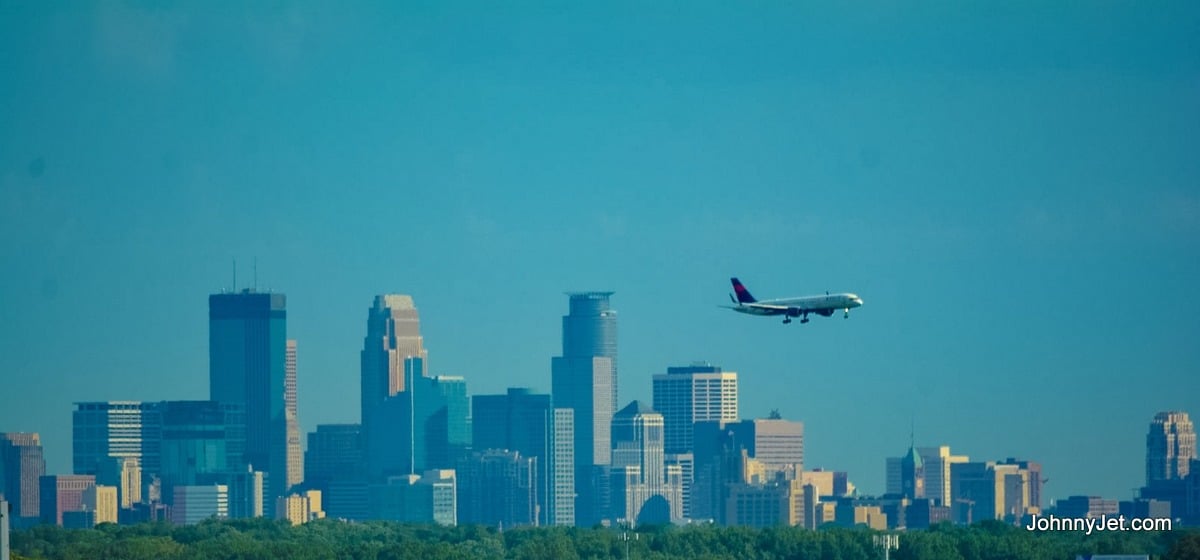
(724, 277, 864, 325)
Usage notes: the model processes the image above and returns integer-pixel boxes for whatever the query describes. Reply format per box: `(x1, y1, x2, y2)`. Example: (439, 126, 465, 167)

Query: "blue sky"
(1, 3, 1198, 503)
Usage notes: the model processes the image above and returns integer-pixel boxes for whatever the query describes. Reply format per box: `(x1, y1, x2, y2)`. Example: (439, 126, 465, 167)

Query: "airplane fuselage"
(730, 294, 863, 317)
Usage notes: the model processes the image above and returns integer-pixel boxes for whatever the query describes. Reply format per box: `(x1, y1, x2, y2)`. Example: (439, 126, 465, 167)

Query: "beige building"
(82, 485, 118, 525)
(276, 490, 325, 525)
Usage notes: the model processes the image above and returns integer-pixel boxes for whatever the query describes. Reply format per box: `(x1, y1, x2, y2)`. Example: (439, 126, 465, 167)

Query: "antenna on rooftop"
(254, 257, 258, 292)
(232, 258, 237, 292)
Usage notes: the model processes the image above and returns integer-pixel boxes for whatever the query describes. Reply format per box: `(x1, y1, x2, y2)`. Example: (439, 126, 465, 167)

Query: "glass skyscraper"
(472, 388, 575, 526)
(209, 290, 288, 513)
(551, 292, 617, 526)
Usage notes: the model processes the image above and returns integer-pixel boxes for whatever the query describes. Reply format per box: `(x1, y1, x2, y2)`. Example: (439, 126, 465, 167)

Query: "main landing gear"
(783, 313, 810, 325)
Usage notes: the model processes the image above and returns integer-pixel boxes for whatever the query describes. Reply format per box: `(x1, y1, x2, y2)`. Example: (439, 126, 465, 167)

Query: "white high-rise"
(652, 363, 738, 455)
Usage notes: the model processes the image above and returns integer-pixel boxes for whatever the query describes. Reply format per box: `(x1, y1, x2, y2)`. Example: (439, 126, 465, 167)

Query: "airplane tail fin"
(730, 277, 757, 303)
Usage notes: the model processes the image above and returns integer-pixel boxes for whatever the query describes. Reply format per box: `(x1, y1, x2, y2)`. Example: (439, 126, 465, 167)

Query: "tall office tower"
(368, 358, 469, 479)
(551, 292, 617, 526)
(361, 295, 428, 422)
(917, 446, 969, 507)
(152, 401, 247, 504)
(96, 457, 141, 509)
(458, 449, 538, 528)
(72, 402, 150, 477)
(1147, 411, 1196, 483)
(652, 363, 739, 455)
(285, 340, 303, 492)
(39, 474, 95, 526)
(361, 296, 430, 480)
(209, 290, 289, 513)
(0, 433, 45, 522)
(472, 388, 575, 526)
(304, 424, 363, 495)
(608, 401, 683, 525)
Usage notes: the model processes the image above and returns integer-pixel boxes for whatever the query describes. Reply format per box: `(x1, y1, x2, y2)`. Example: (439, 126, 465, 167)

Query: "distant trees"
(8, 518, 1193, 560)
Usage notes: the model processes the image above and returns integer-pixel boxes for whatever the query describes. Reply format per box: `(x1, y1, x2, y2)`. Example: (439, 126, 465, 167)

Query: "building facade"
(1147, 411, 1196, 484)
(651, 363, 738, 455)
(551, 292, 617, 526)
(209, 290, 289, 514)
(471, 388, 575, 526)
(1, 433, 45, 522)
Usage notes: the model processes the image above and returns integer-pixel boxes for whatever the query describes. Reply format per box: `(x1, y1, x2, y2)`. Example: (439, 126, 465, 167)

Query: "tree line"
(9, 519, 1200, 560)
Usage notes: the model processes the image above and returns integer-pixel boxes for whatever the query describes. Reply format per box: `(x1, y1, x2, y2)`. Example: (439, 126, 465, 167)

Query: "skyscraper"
(608, 401, 683, 525)
(1147, 411, 1196, 484)
(285, 340, 303, 492)
(367, 357, 469, 479)
(0, 433, 45, 522)
(304, 424, 363, 494)
(457, 449, 538, 528)
(361, 295, 428, 423)
(209, 290, 289, 513)
(72, 402, 150, 477)
(361, 295, 430, 481)
(551, 292, 617, 526)
(154, 401, 247, 505)
(652, 363, 739, 455)
(472, 388, 575, 526)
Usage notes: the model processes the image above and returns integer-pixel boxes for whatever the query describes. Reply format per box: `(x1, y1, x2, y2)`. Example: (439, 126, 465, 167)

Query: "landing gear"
(800, 317, 810, 324)
(844, 308, 850, 319)
(783, 317, 792, 324)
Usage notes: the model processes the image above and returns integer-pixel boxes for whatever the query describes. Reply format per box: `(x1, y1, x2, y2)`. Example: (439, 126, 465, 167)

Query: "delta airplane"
(724, 277, 864, 324)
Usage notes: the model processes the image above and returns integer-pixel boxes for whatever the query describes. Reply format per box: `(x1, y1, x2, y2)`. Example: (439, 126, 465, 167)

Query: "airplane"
(724, 277, 864, 324)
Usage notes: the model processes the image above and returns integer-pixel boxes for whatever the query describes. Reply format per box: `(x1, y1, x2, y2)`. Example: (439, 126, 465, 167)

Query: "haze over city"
(2, 2, 1198, 509)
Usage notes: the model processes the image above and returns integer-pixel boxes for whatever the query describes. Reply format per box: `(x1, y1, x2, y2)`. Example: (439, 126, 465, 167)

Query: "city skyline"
(2, 3, 1198, 507)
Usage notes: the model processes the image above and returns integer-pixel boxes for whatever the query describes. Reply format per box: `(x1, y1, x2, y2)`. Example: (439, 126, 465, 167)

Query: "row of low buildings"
(2, 291, 1197, 529)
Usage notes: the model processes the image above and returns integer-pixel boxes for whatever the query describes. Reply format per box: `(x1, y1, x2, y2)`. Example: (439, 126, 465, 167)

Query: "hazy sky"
(2, 3, 1198, 503)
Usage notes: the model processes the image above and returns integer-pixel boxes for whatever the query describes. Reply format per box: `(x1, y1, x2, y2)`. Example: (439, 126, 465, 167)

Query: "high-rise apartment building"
(1147, 411, 1196, 484)
(472, 388, 575, 526)
(652, 363, 738, 455)
(1, 433, 45, 522)
(551, 292, 617, 526)
(209, 290, 289, 513)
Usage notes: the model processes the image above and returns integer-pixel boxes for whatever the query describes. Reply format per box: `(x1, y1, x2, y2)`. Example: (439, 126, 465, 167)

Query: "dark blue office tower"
(209, 290, 287, 514)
